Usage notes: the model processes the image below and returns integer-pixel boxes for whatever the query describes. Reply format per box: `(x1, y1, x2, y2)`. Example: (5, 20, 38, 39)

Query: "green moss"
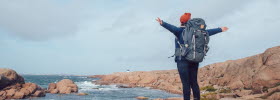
(219, 88, 232, 93)
(200, 86, 217, 92)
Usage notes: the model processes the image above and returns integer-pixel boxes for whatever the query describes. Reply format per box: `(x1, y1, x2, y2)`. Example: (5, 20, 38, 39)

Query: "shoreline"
(90, 46, 280, 100)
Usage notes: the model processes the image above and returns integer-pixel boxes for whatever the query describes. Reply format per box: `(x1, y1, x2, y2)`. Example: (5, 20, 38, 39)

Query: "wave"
(76, 81, 99, 91)
(75, 81, 119, 91)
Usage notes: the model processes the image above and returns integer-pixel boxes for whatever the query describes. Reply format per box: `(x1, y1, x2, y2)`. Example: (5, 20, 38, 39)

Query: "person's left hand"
(156, 17, 163, 25)
(221, 27, 229, 32)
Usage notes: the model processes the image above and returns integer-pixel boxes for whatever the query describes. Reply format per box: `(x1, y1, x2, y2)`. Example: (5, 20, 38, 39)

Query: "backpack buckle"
(184, 44, 189, 48)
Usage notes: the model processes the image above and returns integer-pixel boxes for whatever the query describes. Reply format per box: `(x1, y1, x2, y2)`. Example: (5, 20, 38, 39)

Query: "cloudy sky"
(0, 0, 279, 75)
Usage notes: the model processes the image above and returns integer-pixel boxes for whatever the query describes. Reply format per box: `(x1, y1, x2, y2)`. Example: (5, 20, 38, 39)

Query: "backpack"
(176, 18, 210, 63)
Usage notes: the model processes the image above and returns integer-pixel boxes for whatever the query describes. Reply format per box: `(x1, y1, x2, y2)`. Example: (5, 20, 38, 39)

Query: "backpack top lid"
(186, 18, 207, 30)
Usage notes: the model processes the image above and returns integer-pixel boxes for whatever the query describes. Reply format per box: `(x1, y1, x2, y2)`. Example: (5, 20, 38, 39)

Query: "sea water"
(22, 75, 182, 100)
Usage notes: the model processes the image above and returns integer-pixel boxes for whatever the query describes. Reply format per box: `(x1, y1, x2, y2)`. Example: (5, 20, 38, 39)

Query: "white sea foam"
(75, 81, 120, 92)
(76, 81, 99, 91)
(97, 85, 119, 91)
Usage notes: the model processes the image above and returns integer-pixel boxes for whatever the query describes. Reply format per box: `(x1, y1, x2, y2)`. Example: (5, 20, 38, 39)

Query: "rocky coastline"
(0, 68, 46, 99)
(91, 46, 280, 100)
(0, 68, 81, 99)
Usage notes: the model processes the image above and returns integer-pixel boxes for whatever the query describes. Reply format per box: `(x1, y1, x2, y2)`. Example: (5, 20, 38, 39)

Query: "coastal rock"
(0, 68, 46, 99)
(47, 79, 78, 94)
(77, 92, 88, 96)
(260, 85, 280, 99)
(268, 92, 280, 100)
(13, 91, 25, 99)
(33, 90, 46, 97)
(199, 46, 280, 93)
(235, 89, 252, 97)
(94, 46, 280, 99)
(0, 68, 24, 90)
(95, 70, 182, 94)
(153, 97, 183, 100)
(1, 83, 45, 99)
(116, 84, 132, 88)
(136, 96, 149, 100)
(88, 75, 105, 78)
(216, 93, 238, 99)
(164, 97, 184, 100)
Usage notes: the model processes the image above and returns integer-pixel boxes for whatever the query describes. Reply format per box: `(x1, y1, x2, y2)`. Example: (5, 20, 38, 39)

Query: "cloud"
(0, 0, 94, 41)
(201, 0, 280, 66)
(0, 0, 279, 74)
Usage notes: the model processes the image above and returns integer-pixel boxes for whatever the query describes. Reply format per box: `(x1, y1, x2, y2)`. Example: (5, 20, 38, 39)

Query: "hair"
(181, 23, 185, 26)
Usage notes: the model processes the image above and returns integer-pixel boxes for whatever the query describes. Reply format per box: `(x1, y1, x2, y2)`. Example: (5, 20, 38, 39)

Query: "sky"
(0, 0, 280, 75)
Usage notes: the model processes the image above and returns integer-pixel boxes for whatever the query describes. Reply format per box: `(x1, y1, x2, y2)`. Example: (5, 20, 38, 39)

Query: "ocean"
(22, 75, 182, 100)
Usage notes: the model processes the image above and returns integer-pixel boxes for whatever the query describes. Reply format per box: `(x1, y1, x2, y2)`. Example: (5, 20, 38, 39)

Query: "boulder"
(50, 89, 59, 94)
(0, 68, 46, 99)
(0, 68, 24, 90)
(33, 90, 46, 97)
(47, 79, 78, 94)
(48, 83, 56, 90)
(77, 92, 88, 96)
(136, 96, 149, 100)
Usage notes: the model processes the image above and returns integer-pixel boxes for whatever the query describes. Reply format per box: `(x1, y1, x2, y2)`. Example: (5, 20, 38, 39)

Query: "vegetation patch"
(200, 86, 217, 92)
(219, 88, 232, 93)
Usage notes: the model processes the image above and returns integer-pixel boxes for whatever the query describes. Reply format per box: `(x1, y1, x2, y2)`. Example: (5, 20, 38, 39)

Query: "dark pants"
(177, 60, 200, 100)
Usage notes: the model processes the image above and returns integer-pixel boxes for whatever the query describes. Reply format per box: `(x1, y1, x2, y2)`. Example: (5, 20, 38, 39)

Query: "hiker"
(156, 13, 228, 100)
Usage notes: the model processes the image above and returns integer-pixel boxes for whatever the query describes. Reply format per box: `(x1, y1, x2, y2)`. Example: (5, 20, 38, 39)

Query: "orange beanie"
(180, 13, 191, 24)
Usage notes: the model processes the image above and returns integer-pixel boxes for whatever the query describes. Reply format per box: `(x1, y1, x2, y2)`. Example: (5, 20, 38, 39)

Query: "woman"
(156, 13, 228, 100)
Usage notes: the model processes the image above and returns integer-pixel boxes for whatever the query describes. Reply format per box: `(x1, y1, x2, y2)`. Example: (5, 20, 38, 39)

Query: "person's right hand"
(156, 17, 163, 25)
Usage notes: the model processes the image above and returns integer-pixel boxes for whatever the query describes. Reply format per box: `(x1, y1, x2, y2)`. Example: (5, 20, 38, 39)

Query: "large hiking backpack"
(176, 18, 210, 63)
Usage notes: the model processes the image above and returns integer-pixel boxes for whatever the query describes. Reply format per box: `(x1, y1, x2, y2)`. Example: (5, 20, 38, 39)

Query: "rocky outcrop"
(0, 68, 24, 90)
(88, 75, 105, 78)
(77, 92, 88, 96)
(94, 70, 183, 94)
(47, 79, 78, 94)
(198, 46, 280, 93)
(0, 68, 45, 99)
(153, 97, 183, 100)
(136, 96, 149, 100)
(93, 46, 280, 99)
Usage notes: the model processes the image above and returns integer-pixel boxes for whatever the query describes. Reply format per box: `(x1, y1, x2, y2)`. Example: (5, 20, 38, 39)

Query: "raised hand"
(156, 17, 163, 25)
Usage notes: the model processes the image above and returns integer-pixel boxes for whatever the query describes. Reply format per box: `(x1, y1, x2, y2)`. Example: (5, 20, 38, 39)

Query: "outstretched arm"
(156, 17, 181, 37)
(207, 27, 228, 36)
